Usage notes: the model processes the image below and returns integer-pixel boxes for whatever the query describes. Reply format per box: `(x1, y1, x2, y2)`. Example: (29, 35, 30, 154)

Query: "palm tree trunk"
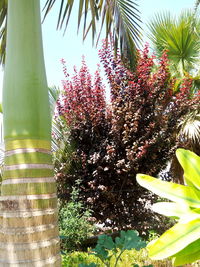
(0, 0, 61, 265)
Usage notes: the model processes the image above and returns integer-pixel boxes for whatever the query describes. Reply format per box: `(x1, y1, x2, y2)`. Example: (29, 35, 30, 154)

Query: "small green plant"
(137, 149, 200, 266)
(59, 179, 95, 251)
(78, 230, 152, 267)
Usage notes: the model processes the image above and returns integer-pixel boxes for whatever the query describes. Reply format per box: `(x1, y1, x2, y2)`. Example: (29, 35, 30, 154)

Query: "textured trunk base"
(0, 139, 61, 266)
(0, 255, 61, 267)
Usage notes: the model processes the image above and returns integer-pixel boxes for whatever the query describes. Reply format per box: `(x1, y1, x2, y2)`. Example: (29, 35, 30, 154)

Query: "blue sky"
(0, 0, 196, 98)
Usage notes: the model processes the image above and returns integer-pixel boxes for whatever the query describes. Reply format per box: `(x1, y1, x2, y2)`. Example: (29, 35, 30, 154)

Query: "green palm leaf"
(195, 0, 200, 12)
(43, 0, 142, 68)
(0, 0, 7, 65)
(0, 0, 142, 68)
(148, 10, 200, 77)
(178, 110, 200, 145)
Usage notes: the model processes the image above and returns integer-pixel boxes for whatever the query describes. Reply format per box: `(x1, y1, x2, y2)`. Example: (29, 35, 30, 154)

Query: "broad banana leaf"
(136, 174, 200, 208)
(147, 218, 200, 260)
(176, 148, 200, 190)
(172, 238, 200, 266)
(152, 202, 196, 220)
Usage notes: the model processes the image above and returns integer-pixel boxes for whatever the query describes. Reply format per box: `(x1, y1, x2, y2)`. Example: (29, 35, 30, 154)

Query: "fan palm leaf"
(178, 110, 200, 145)
(148, 10, 200, 77)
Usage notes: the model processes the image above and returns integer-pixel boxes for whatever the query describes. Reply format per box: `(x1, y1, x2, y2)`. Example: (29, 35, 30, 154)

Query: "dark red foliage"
(58, 57, 107, 126)
(55, 44, 199, 234)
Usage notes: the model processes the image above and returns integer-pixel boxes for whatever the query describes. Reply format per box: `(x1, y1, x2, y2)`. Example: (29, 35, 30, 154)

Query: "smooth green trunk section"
(3, 0, 51, 140)
(2, 182, 56, 195)
(3, 168, 54, 179)
(0, 1, 61, 264)
(5, 152, 52, 165)
(0, 198, 57, 210)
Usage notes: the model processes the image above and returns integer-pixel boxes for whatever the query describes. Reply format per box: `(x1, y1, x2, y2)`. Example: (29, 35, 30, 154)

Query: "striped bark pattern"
(0, 139, 61, 266)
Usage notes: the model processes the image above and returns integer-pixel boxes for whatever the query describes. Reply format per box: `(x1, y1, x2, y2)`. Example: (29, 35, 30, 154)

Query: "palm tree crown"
(148, 10, 200, 77)
(0, 0, 142, 68)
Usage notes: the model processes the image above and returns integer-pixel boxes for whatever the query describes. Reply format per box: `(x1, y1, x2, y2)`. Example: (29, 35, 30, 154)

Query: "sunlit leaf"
(172, 238, 200, 266)
(136, 174, 200, 208)
(176, 148, 200, 190)
(152, 202, 194, 219)
(148, 218, 200, 260)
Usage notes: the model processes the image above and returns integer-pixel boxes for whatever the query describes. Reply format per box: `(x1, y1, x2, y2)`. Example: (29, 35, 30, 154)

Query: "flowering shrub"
(55, 44, 199, 233)
(58, 57, 107, 126)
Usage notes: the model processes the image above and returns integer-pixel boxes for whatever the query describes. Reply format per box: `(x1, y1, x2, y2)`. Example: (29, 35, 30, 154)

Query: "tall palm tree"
(148, 10, 200, 182)
(0, 0, 141, 265)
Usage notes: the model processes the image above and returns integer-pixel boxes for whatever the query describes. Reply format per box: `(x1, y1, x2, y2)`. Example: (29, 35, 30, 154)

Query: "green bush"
(78, 230, 153, 267)
(61, 248, 174, 266)
(59, 179, 95, 251)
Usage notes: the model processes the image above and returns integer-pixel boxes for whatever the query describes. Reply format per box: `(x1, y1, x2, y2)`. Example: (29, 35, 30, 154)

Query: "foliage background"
(54, 43, 199, 235)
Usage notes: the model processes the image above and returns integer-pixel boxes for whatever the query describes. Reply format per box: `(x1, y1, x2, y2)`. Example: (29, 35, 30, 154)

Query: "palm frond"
(49, 86, 60, 117)
(101, 0, 142, 68)
(43, 0, 142, 69)
(0, 0, 7, 66)
(178, 110, 200, 144)
(148, 10, 200, 77)
(194, 0, 200, 13)
(48, 86, 63, 151)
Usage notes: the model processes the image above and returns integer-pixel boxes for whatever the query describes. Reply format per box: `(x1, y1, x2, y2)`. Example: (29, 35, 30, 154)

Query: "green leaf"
(136, 174, 200, 208)
(0, 0, 7, 65)
(92, 234, 115, 261)
(79, 263, 97, 267)
(176, 149, 200, 190)
(97, 234, 116, 250)
(59, 235, 67, 240)
(115, 230, 146, 251)
(152, 202, 193, 219)
(147, 218, 200, 260)
(93, 244, 109, 260)
(147, 10, 200, 77)
(177, 111, 200, 145)
(43, 0, 142, 69)
(171, 238, 200, 266)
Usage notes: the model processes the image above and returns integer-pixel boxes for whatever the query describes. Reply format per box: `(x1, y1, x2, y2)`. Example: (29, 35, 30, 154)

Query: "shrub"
(61, 248, 173, 267)
(55, 43, 199, 233)
(59, 179, 95, 251)
(79, 230, 148, 267)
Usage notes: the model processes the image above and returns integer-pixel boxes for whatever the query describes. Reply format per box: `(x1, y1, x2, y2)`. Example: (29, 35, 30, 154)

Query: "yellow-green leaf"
(172, 238, 200, 266)
(152, 202, 193, 219)
(136, 174, 200, 208)
(176, 149, 200, 190)
(148, 218, 200, 260)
